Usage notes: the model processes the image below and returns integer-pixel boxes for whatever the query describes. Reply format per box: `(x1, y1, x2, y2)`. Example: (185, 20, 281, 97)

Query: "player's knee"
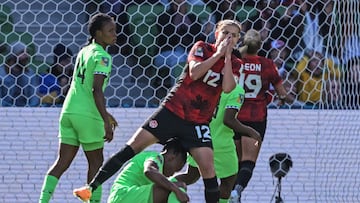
(198, 162, 216, 178)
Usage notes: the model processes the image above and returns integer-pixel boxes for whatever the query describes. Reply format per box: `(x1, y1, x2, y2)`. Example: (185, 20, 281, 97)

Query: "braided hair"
(87, 13, 113, 45)
(162, 138, 187, 163)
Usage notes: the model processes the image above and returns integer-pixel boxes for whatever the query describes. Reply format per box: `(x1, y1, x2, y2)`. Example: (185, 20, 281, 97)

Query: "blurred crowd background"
(0, 0, 359, 109)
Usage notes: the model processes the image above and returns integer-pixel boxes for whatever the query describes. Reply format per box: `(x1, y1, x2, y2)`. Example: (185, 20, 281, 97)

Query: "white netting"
(0, 0, 359, 202)
(1, 0, 358, 109)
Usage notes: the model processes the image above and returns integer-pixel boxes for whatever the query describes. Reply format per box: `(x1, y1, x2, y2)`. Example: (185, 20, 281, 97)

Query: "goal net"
(0, 0, 359, 202)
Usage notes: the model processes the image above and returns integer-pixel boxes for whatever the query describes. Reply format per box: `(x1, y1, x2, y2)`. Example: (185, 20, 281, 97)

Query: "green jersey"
(113, 151, 164, 187)
(61, 42, 112, 120)
(210, 85, 245, 152)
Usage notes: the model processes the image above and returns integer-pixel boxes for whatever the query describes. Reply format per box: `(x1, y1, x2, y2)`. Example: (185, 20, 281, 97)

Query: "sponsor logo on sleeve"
(238, 94, 245, 105)
(194, 47, 204, 57)
(101, 57, 109, 67)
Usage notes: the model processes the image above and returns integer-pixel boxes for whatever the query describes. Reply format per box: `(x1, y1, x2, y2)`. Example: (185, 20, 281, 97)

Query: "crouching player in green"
(107, 138, 189, 203)
(175, 85, 261, 203)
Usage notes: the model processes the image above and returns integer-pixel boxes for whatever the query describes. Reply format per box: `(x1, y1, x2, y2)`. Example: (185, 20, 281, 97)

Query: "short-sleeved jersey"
(210, 85, 245, 152)
(112, 151, 164, 187)
(163, 41, 241, 124)
(237, 55, 282, 122)
(61, 42, 112, 120)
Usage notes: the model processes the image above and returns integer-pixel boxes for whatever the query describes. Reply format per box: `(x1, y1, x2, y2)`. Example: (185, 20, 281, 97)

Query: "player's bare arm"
(223, 108, 262, 143)
(188, 35, 230, 80)
(93, 74, 113, 142)
(144, 160, 189, 202)
(189, 56, 222, 81)
(222, 38, 237, 92)
(174, 164, 201, 185)
(274, 82, 288, 106)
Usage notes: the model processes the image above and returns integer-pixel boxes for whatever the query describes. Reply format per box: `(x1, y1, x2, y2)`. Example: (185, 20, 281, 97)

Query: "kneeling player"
(107, 138, 189, 203)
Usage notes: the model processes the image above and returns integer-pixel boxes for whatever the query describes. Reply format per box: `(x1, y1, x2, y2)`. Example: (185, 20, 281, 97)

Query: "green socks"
(90, 185, 102, 203)
(39, 175, 58, 203)
(39, 175, 102, 202)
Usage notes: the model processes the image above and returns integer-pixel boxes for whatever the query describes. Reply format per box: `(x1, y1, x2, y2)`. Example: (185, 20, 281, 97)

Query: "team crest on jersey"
(101, 57, 109, 67)
(194, 47, 204, 57)
(149, 120, 158, 128)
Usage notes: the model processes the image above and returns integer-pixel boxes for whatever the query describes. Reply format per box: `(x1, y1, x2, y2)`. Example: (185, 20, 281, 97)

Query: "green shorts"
(107, 184, 152, 203)
(59, 113, 104, 151)
(188, 149, 238, 179)
(108, 178, 182, 203)
(213, 149, 238, 178)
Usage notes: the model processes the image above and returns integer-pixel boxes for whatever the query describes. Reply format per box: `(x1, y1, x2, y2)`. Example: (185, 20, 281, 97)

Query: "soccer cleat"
(229, 190, 241, 203)
(73, 185, 92, 203)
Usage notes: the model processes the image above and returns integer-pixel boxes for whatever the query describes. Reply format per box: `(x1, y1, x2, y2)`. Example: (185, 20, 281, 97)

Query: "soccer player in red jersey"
(229, 29, 288, 203)
(74, 19, 242, 203)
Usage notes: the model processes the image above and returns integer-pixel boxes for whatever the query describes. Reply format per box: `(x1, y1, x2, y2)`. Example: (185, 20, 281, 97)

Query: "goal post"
(0, 0, 359, 202)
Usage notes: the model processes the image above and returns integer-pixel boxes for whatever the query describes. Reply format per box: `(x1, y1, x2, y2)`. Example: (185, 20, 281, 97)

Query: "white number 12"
(195, 125, 211, 143)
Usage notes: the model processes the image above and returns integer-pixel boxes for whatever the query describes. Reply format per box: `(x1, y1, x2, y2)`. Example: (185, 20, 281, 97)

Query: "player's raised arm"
(222, 37, 237, 93)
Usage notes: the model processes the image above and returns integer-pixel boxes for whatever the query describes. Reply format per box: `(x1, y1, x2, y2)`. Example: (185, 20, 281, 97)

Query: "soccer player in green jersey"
(107, 138, 189, 203)
(39, 13, 117, 203)
(175, 85, 261, 203)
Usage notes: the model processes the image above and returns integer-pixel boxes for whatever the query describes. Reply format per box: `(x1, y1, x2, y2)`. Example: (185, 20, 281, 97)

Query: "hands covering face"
(216, 25, 240, 57)
(217, 32, 239, 57)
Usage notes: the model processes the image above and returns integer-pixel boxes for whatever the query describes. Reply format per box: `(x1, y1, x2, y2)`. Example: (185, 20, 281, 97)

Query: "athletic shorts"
(108, 178, 182, 203)
(233, 120, 267, 141)
(142, 107, 213, 150)
(213, 149, 238, 178)
(188, 149, 238, 179)
(107, 184, 152, 203)
(59, 113, 104, 151)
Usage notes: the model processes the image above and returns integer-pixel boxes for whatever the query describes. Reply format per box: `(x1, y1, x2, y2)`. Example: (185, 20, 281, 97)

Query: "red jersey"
(163, 41, 241, 124)
(237, 55, 282, 122)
